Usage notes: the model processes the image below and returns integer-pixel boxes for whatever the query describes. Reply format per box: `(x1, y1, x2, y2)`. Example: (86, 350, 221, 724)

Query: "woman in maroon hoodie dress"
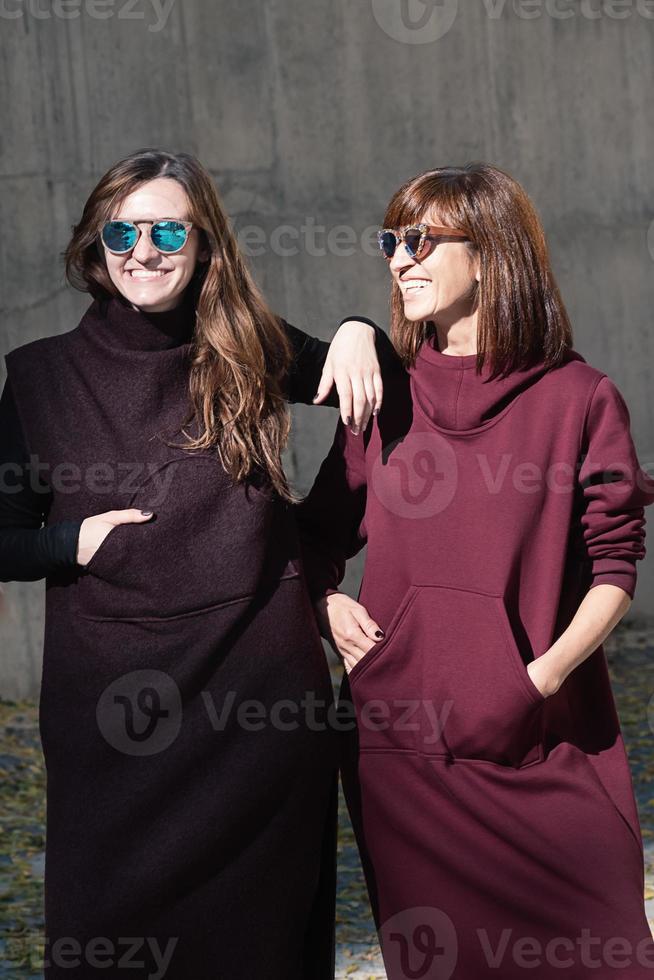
(298, 163, 654, 979)
(0, 148, 392, 979)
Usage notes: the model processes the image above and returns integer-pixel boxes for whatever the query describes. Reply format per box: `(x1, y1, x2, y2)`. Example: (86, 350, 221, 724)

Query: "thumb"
(351, 604, 385, 641)
(313, 362, 334, 404)
(110, 508, 155, 525)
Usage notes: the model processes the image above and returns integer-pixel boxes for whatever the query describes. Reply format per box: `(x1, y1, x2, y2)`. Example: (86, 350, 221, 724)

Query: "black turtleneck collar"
(95, 287, 197, 352)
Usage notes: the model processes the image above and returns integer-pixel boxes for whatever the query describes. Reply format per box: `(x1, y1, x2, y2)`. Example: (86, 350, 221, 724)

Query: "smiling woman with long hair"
(0, 148, 390, 979)
(299, 163, 654, 979)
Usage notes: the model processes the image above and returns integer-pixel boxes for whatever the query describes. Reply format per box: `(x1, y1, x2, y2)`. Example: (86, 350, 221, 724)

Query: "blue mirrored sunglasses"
(100, 219, 194, 255)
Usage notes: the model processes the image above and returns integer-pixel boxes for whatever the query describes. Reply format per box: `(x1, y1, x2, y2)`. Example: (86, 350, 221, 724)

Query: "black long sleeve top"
(0, 314, 390, 582)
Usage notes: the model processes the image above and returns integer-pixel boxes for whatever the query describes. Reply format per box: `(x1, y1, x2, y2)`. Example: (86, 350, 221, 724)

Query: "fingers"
(106, 508, 155, 525)
(338, 614, 377, 658)
(372, 371, 384, 416)
(349, 377, 368, 434)
(351, 604, 385, 641)
(339, 374, 381, 435)
(335, 372, 354, 429)
(312, 363, 334, 405)
(337, 602, 385, 672)
(360, 374, 378, 433)
(339, 635, 376, 674)
(322, 593, 382, 672)
(327, 320, 383, 432)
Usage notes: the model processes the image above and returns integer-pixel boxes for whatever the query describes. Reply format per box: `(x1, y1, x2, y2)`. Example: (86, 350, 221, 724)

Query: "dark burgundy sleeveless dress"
(4, 294, 338, 979)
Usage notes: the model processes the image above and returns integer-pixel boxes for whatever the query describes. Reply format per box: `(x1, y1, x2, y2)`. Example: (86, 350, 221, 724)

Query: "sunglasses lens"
(102, 221, 137, 253)
(403, 230, 423, 258)
(151, 221, 189, 253)
(378, 231, 397, 259)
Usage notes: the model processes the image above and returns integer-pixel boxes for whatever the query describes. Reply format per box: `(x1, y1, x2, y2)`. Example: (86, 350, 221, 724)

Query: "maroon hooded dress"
(3, 293, 339, 979)
(298, 337, 654, 980)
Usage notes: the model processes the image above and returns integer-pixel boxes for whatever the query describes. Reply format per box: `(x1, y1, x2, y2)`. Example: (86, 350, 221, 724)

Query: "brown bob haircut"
(383, 163, 573, 376)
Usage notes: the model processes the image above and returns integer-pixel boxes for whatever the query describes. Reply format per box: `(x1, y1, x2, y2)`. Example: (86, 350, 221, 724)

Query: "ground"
(0, 621, 653, 979)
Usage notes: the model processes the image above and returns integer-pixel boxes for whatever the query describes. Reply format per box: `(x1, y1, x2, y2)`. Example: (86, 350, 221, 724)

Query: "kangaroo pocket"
(348, 584, 546, 768)
(74, 452, 299, 622)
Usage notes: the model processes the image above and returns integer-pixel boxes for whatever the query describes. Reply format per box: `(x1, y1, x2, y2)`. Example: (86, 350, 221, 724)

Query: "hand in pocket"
(526, 655, 557, 699)
(314, 591, 385, 674)
(76, 509, 154, 567)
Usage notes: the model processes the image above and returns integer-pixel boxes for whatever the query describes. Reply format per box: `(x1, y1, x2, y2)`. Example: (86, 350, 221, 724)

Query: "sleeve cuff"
(588, 557, 638, 599)
(53, 519, 82, 567)
(299, 547, 342, 603)
(338, 316, 399, 379)
(338, 315, 381, 332)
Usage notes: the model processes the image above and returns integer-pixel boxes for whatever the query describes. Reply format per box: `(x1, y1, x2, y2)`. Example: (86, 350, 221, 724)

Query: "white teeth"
(128, 270, 168, 279)
(404, 281, 430, 292)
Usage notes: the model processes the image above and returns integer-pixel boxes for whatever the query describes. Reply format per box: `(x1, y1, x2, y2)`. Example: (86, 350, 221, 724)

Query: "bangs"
(383, 169, 469, 231)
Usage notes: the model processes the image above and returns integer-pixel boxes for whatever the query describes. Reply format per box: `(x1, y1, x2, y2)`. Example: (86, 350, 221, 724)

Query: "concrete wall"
(1, 0, 653, 698)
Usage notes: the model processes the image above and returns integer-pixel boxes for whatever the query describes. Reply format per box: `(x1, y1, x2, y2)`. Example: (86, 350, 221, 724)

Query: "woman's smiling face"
(388, 211, 479, 325)
(101, 177, 206, 312)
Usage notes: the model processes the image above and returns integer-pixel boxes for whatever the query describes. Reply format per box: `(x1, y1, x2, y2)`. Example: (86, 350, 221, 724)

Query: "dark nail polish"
(346, 416, 352, 426)
(375, 629, 385, 638)
(141, 510, 153, 516)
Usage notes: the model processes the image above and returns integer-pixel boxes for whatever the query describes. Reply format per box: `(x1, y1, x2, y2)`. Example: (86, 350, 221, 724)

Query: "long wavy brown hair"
(384, 164, 573, 377)
(64, 148, 296, 499)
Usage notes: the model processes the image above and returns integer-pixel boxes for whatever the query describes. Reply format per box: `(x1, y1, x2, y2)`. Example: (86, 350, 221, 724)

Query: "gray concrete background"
(1, 0, 653, 698)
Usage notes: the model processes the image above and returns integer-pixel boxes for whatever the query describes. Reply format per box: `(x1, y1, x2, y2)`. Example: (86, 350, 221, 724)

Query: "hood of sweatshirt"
(408, 335, 587, 433)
